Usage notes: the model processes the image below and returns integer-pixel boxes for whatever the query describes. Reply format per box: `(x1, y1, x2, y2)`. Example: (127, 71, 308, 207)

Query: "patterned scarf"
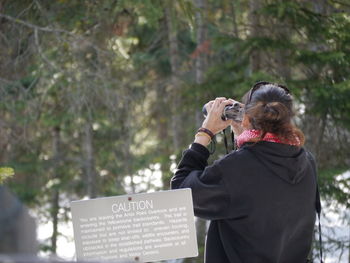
(236, 129, 300, 148)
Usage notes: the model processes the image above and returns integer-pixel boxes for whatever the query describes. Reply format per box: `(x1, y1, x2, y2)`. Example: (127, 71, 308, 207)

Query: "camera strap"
(231, 130, 236, 150)
(223, 129, 229, 154)
(208, 136, 216, 155)
(222, 129, 236, 154)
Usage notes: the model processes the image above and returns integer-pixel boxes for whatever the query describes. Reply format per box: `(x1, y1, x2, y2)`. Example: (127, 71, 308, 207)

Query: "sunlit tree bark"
(83, 122, 97, 198)
(193, 0, 208, 262)
(249, 0, 262, 72)
(165, 3, 182, 152)
(50, 126, 61, 254)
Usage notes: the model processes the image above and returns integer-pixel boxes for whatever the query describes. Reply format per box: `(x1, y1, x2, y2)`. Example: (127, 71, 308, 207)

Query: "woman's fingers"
(217, 99, 233, 112)
(206, 97, 226, 109)
(212, 98, 220, 110)
(228, 98, 245, 108)
(205, 100, 215, 113)
(211, 97, 227, 112)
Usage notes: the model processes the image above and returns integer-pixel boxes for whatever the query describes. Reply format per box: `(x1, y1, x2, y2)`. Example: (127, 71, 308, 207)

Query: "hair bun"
(262, 101, 290, 123)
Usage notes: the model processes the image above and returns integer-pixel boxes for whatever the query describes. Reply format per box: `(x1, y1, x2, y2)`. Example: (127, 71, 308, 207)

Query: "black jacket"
(171, 141, 317, 263)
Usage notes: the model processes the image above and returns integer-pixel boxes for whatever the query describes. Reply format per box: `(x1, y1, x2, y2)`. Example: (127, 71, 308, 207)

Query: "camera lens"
(202, 105, 208, 117)
(202, 101, 243, 122)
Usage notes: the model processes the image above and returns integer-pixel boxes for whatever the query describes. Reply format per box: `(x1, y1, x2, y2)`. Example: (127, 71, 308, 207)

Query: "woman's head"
(242, 82, 304, 145)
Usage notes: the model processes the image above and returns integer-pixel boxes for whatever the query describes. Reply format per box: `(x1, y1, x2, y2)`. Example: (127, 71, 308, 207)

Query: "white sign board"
(71, 188, 198, 262)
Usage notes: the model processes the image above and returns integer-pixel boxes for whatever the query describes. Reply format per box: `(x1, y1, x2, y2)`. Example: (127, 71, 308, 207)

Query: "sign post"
(71, 188, 198, 262)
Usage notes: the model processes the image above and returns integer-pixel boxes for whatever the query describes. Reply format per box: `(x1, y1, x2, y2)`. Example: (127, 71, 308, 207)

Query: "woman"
(171, 82, 317, 263)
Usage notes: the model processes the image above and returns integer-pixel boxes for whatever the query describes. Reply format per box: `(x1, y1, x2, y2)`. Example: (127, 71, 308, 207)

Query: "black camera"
(202, 101, 244, 122)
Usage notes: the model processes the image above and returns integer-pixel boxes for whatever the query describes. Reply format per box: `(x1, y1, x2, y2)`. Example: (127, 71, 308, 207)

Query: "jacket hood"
(243, 141, 308, 184)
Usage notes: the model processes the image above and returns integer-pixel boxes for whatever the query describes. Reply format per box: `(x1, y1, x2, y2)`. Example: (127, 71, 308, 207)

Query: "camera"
(202, 101, 244, 122)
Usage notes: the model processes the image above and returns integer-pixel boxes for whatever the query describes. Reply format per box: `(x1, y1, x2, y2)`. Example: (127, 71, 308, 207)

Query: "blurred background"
(0, 0, 349, 262)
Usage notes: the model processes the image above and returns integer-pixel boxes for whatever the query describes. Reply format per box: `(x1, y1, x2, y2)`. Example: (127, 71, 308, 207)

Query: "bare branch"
(34, 28, 59, 70)
(328, 0, 350, 8)
(0, 13, 73, 35)
(17, 1, 35, 18)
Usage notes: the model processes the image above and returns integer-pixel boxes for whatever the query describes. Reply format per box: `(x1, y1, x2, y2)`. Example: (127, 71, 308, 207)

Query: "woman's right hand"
(201, 97, 232, 135)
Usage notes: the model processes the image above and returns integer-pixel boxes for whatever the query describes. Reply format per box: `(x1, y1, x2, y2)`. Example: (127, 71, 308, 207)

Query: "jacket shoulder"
(303, 148, 316, 163)
(215, 147, 254, 167)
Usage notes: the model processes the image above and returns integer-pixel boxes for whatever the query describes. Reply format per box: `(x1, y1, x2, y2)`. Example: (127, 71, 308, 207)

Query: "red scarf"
(236, 129, 300, 148)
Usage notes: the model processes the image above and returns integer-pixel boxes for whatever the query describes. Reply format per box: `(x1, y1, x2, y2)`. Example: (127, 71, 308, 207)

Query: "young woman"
(171, 82, 317, 263)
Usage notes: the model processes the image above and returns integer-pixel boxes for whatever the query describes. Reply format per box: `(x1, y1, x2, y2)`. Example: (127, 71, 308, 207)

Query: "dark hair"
(243, 83, 305, 145)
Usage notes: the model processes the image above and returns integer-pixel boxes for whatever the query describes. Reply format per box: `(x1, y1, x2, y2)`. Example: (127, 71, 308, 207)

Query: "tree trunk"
(154, 83, 173, 189)
(193, 1, 208, 262)
(275, 19, 291, 80)
(124, 117, 135, 193)
(302, 0, 329, 164)
(230, 0, 239, 38)
(249, 0, 262, 73)
(312, 0, 328, 14)
(194, 0, 208, 128)
(83, 122, 97, 198)
(195, 0, 208, 85)
(165, 4, 182, 152)
(50, 126, 60, 254)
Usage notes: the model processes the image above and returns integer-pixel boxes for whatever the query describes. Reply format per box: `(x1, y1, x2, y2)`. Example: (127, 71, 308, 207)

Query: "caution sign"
(71, 188, 198, 262)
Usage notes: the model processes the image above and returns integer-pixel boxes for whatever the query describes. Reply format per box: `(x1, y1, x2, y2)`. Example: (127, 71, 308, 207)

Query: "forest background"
(0, 0, 349, 262)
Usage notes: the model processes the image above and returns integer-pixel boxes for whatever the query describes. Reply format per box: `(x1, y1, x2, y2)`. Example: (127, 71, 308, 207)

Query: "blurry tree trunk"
(155, 82, 173, 189)
(0, 187, 38, 254)
(312, 0, 328, 14)
(165, 4, 182, 152)
(195, 0, 208, 85)
(194, 0, 208, 127)
(231, 0, 239, 37)
(275, 18, 291, 79)
(83, 122, 97, 198)
(156, 84, 170, 142)
(124, 116, 135, 193)
(303, 0, 329, 162)
(194, 1, 208, 262)
(249, 0, 262, 72)
(50, 126, 60, 254)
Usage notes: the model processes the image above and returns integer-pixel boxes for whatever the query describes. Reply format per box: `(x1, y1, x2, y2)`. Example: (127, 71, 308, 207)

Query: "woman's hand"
(194, 97, 232, 146)
(195, 97, 232, 147)
(201, 97, 232, 135)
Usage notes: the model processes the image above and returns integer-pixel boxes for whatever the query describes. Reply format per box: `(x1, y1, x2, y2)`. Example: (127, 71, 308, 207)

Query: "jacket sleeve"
(170, 143, 231, 220)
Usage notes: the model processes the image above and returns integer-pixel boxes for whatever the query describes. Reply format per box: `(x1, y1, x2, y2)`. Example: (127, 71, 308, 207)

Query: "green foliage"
(0, 167, 14, 184)
(319, 167, 350, 207)
(178, 0, 196, 28)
